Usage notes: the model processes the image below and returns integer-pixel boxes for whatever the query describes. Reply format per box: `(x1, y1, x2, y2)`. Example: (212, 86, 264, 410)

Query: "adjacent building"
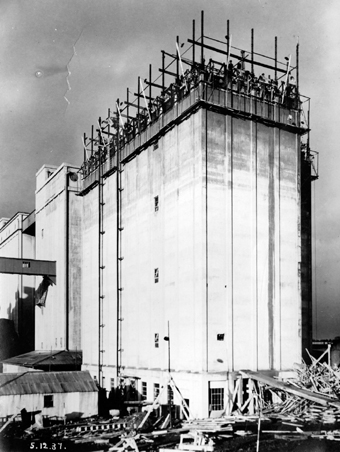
(0, 371, 98, 421)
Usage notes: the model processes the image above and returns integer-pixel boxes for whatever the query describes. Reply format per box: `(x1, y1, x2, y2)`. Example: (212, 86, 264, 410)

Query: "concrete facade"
(35, 163, 82, 352)
(81, 86, 305, 418)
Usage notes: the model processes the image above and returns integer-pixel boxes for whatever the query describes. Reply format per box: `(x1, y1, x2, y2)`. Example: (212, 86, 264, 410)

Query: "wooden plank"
(240, 370, 340, 408)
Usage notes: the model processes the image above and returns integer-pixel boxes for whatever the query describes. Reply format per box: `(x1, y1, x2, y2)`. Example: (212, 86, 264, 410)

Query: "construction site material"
(182, 418, 233, 432)
(241, 370, 340, 408)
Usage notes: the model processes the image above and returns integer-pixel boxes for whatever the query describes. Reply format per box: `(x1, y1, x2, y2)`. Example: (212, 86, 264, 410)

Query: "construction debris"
(3, 358, 340, 450)
(240, 356, 340, 427)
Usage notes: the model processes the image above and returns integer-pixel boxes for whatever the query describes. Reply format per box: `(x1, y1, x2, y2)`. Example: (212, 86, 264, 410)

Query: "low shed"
(0, 370, 98, 420)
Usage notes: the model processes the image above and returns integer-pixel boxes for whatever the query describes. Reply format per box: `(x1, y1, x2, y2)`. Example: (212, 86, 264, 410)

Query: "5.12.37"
(30, 442, 66, 450)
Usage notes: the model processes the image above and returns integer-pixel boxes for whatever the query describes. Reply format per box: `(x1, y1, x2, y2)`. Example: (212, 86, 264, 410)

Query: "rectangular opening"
(154, 268, 159, 283)
(22, 262, 30, 268)
(217, 333, 225, 341)
(153, 142, 159, 151)
(154, 383, 160, 400)
(209, 387, 224, 411)
(142, 381, 147, 399)
(155, 333, 159, 348)
(44, 395, 54, 408)
(154, 196, 159, 212)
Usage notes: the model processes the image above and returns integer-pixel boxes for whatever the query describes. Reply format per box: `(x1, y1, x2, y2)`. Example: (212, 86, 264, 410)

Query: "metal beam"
(0, 257, 56, 283)
(187, 39, 287, 74)
(158, 68, 177, 78)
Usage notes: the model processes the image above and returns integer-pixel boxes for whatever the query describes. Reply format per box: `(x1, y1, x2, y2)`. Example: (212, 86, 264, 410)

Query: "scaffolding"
(80, 11, 312, 180)
(78, 10, 316, 386)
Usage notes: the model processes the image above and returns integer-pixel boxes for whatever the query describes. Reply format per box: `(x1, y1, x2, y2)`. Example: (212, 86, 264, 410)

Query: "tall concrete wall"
(205, 111, 301, 372)
(0, 213, 35, 352)
(35, 164, 81, 351)
(81, 96, 302, 416)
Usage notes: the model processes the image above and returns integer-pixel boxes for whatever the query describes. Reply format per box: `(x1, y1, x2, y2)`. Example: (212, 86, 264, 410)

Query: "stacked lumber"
(182, 419, 233, 432)
(243, 359, 340, 423)
(294, 359, 340, 399)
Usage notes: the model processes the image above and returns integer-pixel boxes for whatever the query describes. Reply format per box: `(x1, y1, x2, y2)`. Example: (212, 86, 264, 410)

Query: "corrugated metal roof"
(0, 371, 98, 396)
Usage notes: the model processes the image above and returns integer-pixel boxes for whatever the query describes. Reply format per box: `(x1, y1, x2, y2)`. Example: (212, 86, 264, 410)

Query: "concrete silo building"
(77, 15, 317, 417)
(0, 14, 316, 419)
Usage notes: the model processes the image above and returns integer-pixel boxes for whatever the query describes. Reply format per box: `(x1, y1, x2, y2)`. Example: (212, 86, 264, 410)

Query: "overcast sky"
(0, 0, 339, 339)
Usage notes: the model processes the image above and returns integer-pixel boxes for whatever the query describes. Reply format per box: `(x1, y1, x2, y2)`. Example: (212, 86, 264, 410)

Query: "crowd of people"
(81, 58, 298, 177)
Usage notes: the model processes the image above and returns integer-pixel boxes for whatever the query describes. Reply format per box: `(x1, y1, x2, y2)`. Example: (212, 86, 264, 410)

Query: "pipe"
(19, 215, 23, 350)
(227, 20, 229, 63)
(83, 133, 87, 162)
(205, 109, 209, 372)
(126, 88, 129, 121)
(116, 102, 120, 380)
(98, 118, 102, 385)
(176, 36, 179, 82)
(274, 37, 277, 81)
(251, 29, 254, 74)
(65, 169, 70, 351)
(192, 20, 195, 66)
(162, 51, 165, 94)
(167, 321, 172, 429)
(137, 77, 140, 133)
(296, 41, 299, 95)
(201, 10, 204, 68)
(149, 64, 152, 106)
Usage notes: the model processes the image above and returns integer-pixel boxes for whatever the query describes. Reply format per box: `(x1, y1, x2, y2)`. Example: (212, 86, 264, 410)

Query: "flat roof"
(1, 350, 82, 369)
(0, 370, 97, 396)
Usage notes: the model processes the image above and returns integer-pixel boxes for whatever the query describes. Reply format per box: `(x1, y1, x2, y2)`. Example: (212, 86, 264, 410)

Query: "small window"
(22, 262, 30, 268)
(154, 383, 160, 400)
(217, 334, 225, 341)
(209, 388, 224, 411)
(155, 333, 159, 348)
(110, 378, 115, 389)
(44, 395, 54, 408)
(154, 268, 159, 283)
(154, 196, 159, 212)
(142, 381, 147, 399)
(153, 142, 159, 151)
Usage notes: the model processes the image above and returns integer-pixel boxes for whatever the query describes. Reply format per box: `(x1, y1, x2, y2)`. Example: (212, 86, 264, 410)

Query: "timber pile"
(294, 360, 340, 399)
(244, 359, 340, 423)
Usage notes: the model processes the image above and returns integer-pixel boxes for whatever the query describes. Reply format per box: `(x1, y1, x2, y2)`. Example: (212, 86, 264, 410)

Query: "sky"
(0, 0, 339, 339)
